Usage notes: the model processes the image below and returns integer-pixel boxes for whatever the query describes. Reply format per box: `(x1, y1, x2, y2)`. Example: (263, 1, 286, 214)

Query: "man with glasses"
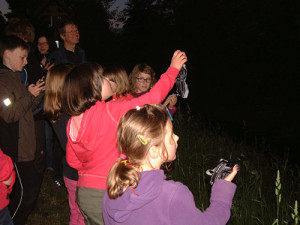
(47, 20, 86, 65)
(46, 20, 87, 225)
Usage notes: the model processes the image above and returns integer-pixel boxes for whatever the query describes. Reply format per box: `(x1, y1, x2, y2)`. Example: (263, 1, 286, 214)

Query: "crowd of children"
(0, 19, 238, 225)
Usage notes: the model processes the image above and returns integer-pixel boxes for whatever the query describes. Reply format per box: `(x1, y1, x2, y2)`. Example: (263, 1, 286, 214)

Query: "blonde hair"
(104, 65, 130, 98)
(129, 64, 156, 94)
(44, 64, 74, 123)
(107, 104, 170, 199)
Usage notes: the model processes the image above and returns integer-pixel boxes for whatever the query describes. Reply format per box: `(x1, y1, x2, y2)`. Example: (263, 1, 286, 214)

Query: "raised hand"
(170, 50, 187, 71)
(44, 61, 55, 71)
(224, 165, 238, 182)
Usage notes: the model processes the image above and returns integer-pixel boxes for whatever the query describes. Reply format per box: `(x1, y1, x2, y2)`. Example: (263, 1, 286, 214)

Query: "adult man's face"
(60, 24, 79, 46)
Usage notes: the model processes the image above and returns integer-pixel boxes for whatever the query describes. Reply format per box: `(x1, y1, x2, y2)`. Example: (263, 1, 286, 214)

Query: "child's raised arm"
(224, 165, 238, 182)
(170, 50, 187, 71)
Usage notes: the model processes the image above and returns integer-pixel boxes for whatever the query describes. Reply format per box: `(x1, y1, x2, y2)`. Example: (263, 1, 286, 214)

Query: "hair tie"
(137, 134, 148, 145)
(120, 153, 127, 159)
(115, 159, 135, 167)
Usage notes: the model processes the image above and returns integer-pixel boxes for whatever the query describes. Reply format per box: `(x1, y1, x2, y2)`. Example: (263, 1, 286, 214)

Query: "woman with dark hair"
(36, 34, 57, 69)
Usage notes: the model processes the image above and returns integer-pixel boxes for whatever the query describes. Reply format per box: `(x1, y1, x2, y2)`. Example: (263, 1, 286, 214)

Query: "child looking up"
(62, 50, 187, 225)
(103, 104, 238, 225)
(129, 63, 177, 117)
(103, 65, 133, 102)
(44, 64, 84, 225)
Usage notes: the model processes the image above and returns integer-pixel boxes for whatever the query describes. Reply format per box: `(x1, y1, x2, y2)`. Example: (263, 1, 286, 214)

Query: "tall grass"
(169, 105, 299, 225)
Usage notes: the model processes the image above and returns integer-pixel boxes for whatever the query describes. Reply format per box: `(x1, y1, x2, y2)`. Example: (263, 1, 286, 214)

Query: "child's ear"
(148, 146, 160, 159)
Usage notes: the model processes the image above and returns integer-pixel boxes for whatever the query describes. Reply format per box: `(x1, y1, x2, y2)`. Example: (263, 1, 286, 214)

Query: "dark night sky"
(1, 0, 299, 160)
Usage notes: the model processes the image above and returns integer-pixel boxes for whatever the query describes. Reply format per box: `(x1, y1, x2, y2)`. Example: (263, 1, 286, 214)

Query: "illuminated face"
(135, 72, 152, 93)
(101, 78, 113, 100)
(4, 48, 28, 72)
(61, 24, 79, 46)
(37, 37, 49, 54)
(163, 120, 179, 162)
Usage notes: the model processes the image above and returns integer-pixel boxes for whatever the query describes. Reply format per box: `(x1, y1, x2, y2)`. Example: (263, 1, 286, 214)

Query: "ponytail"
(107, 158, 141, 199)
(107, 104, 169, 199)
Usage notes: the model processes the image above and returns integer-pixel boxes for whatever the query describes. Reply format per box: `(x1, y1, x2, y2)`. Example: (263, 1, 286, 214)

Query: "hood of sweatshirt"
(104, 169, 165, 223)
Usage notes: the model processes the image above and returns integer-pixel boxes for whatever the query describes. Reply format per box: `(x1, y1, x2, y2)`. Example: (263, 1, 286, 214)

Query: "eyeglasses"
(136, 77, 152, 83)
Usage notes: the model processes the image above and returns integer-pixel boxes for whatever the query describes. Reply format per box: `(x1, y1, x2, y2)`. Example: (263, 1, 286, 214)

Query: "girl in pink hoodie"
(62, 50, 187, 225)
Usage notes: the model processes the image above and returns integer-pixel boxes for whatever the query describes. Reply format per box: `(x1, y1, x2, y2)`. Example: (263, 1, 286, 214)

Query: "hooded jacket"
(0, 148, 16, 210)
(66, 67, 179, 190)
(103, 170, 237, 225)
(0, 65, 42, 162)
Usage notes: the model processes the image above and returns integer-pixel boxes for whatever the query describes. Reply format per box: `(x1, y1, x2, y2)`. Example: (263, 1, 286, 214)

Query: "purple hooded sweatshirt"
(103, 169, 237, 225)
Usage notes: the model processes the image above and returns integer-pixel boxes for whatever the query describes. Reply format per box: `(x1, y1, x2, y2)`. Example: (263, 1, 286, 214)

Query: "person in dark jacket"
(47, 20, 86, 65)
(0, 35, 45, 225)
(46, 20, 87, 187)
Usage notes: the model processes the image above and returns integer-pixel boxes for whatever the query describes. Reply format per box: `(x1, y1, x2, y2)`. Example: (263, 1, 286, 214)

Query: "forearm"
(0, 91, 34, 123)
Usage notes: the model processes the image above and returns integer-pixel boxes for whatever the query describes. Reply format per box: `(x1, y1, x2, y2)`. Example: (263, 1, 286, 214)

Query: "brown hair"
(62, 62, 104, 116)
(104, 65, 131, 98)
(107, 104, 169, 199)
(5, 18, 35, 43)
(129, 64, 157, 94)
(58, 20, 77, 35)
(0, 35, 30, 58)
(44, 63, 75, 123)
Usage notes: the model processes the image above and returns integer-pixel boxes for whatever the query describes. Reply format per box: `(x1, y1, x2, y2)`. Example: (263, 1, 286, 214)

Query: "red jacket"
(66, 67, 179, 189)
(0, 148, 16, 210)
(109, 93, 134, 102)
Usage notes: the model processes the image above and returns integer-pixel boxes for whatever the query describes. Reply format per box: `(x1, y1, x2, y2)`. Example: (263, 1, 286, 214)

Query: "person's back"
(63, 51, 187, 225)
(103, 105, 238, 225)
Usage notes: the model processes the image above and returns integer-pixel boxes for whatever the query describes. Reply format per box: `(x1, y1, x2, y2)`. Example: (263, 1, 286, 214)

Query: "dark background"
(1, 0, 299, 161)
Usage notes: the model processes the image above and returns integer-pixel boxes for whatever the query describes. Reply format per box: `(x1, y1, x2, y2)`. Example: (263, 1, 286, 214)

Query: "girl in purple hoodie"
(103, 104, 238, 225)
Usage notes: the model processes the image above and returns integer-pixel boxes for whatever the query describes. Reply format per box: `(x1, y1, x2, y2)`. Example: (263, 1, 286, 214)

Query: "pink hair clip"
(120, 153, 127, 159)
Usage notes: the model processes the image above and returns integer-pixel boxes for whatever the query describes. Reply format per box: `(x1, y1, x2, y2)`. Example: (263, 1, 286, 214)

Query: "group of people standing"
(0, 16, 238, 225)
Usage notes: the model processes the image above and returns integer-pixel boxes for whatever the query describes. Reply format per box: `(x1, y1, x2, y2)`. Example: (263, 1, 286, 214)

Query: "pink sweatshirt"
(0, 148, 16, 210)
(66, 67, 179, 190)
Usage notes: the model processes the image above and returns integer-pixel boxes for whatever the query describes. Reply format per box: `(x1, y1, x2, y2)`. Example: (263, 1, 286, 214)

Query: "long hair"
(104, 65, 131, 98)
(44, 63, 74, 123)
(62, 62, 104, 116)
(107, 104, 169, 199)
(129, 64, 157, 94)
